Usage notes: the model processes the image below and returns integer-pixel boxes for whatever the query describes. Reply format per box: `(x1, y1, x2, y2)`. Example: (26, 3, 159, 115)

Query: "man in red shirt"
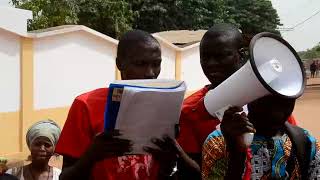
(56, 30, 177, 180)
(177, 23, 297, 179)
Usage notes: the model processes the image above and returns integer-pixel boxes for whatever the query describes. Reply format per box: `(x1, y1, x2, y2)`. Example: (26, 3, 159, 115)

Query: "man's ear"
(116, 57, 124, 71)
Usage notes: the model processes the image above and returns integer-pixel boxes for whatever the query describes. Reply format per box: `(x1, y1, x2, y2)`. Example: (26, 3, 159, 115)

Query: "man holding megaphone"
(177, 24, 297, 179)
(202, 32, 320, 179)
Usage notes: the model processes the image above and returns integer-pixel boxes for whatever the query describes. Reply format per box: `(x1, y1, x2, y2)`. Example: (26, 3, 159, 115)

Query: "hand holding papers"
(104, 79, 186, 154)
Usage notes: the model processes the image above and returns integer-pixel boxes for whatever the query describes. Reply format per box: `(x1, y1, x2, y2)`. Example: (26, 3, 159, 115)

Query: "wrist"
(225, 136, 248, 153)
(226, 151, 246, 179)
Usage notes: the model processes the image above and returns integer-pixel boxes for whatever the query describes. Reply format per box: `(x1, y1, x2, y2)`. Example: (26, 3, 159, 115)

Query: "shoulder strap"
(284, 121, 310, 179)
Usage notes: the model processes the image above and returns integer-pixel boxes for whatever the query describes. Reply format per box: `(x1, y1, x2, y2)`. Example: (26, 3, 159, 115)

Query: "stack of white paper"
(104, 79, 186, 154)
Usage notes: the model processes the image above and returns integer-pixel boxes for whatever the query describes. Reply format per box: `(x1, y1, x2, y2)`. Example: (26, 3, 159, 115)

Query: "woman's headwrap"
(26, 120, 61, 150)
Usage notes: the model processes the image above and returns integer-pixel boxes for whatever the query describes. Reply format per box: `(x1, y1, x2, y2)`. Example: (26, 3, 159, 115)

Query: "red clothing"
(287, 115, 297, 125)
(177, 86, 220, 153)
(55, 88, 158, 180)
(177, 86, 298, 154)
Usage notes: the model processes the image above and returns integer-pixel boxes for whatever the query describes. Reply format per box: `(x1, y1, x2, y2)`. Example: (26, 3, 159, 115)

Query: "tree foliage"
(11, 0, 78, 30)
(226, 0, 282, 35)
(75, 0, 135, 38)
(133, 0, 231, 33)
(12, 0, 135, 38)
(12, 0, 282, 39)
(299, 43, 320, 60)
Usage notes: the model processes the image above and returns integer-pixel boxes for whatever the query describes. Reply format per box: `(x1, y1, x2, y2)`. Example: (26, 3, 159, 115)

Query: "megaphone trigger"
(214, 105, 248, 121)
(242, 132, 254, 147)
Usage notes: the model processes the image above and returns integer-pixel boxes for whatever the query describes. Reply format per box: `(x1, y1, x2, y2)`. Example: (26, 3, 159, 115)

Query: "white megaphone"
(204, 32, 306, 147)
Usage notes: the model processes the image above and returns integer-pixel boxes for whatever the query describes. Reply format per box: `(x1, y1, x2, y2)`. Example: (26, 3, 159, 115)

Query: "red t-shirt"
(55, 88, 158, 180)
(177, 86, 298, 154)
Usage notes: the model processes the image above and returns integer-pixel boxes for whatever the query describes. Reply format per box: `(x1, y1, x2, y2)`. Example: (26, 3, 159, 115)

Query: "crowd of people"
(1, 23, 319, 180)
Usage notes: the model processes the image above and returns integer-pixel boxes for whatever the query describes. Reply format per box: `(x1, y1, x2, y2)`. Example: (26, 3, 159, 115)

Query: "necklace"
(28, 165, 51, 180)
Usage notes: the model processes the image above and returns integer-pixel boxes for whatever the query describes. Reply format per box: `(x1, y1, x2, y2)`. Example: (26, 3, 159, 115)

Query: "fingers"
(143, 146, 162, 159)
(224, 106, 243, 115)
(143, 146, 177, 162)
(150, 135, 179, 154)
(100, 139, 133, 157)
(223, 106, 244, 121)
(162, 135, 177, 148)
(93, 132, 133, 157)
(151, 137, 166, 148)
(221, 109, 256, 139)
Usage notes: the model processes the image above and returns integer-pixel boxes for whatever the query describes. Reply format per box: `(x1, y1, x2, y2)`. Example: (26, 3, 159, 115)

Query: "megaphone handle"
(242, 132, 254, 147)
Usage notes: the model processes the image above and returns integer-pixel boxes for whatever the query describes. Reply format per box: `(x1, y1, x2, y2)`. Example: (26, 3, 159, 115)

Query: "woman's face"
(30, 136, 54, 163)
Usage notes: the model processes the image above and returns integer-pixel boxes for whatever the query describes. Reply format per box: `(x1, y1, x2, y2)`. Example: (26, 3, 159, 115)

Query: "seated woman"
(7, 120, 61, 180)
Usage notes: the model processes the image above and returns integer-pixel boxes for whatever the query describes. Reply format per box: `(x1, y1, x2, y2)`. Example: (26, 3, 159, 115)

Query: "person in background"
(310, 61, 317, 78)
(7, 120, 61, 180)
(315, 61, 319, 77)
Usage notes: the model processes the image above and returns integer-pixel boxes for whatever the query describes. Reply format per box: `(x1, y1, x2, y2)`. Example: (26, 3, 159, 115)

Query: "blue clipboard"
(104, 80, 184, 132)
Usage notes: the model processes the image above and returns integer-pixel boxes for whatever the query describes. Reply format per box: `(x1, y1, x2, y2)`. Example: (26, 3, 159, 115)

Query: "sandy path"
(294, 84, 320, 139)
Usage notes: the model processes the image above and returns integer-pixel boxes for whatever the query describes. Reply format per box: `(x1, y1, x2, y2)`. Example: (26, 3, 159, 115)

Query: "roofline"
(152, 33, 199, 52)
(28, 25, 119, 45)
(0, 27, 29, 37)
(1, 24, 201, 51)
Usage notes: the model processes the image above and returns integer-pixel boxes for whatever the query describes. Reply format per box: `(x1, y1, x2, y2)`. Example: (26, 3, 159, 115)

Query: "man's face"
(248, 95, 295, 134)
(120, 41, 162, 80)
(200, 35, 240, 87)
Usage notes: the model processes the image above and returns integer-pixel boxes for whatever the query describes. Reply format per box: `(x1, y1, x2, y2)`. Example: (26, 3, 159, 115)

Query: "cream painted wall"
(34, 31, 117, 110)
(0, 29, 21, 112)
(0, 7, 32, 36)
(158, 44, 176, 79)
(181, 47, 209, 91)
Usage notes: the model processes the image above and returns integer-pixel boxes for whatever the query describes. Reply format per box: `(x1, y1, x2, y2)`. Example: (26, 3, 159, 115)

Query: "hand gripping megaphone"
(204, 32, 306, 147)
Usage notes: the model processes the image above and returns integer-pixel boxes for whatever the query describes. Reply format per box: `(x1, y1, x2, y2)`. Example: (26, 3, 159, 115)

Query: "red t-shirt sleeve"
(287, 115, 297, 125)
(55, 99, 94, 158)
(177, 111, 201, 154)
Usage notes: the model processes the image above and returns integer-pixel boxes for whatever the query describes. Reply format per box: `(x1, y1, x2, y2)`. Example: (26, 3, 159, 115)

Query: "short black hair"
(201, 23, 243, 49)
(117, 30, 160, 59)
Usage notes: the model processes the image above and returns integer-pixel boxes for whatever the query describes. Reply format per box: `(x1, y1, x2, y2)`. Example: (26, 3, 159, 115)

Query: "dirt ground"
(293, 78, 320, 140)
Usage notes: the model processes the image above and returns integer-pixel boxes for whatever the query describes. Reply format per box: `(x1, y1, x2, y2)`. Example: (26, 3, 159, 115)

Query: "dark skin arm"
(59, 131, 132, 180)
(144, 135, 201, 180)
(220, 106, 256, 180)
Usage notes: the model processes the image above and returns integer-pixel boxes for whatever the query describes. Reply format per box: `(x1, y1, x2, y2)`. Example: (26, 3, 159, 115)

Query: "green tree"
(11, 0, 78, 31)
(76, 0, 135, 38)
(179, 0, 231, 30)
(11, 0, 135, 38)
(227, 0, 282, 35)
(132, 0, 180, 32)
(133, 0, 230, 32)
(299, 43, 320, 60)
(12, 0, 282, 39)
(133, 0, 280, 34)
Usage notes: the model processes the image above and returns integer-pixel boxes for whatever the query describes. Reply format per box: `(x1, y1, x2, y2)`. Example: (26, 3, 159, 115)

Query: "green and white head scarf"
(26, 120, 61, 150)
